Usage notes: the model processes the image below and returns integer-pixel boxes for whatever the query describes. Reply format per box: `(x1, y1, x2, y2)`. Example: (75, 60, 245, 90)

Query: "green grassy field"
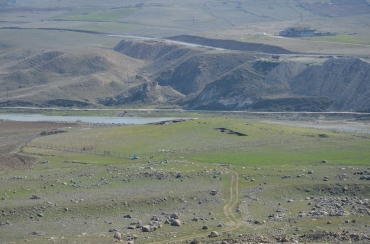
(71, 22, 142, 33)
(311, 34, 370, 45)
(1, 116, 370, 243)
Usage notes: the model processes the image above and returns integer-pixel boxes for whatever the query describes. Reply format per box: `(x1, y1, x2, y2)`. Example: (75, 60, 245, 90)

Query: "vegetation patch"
(311, 34, 370, 45)
(214, 127, 247, 136)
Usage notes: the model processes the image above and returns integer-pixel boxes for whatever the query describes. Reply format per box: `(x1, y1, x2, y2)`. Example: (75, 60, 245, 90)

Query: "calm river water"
(0, 114, 179, 124)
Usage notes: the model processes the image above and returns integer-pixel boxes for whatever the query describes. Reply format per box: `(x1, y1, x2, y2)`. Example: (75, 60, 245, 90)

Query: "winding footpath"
(150, 169, 242, 244)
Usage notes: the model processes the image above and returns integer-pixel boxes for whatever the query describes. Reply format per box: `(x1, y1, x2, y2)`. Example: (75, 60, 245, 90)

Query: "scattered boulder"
(124, 214, 132, 219)
(113, 232, 122, 241)
(29, 231, 44, 236)
(281, 236, 289, 242)
(151, 215, 160, 221)
(142, 225, 152, 232)
(202, 225, 208, 230)
(170, 213, 180, 219)
(209, 231, 219, 237)
(128, 221, 142, 230)
(171, 219, 181, 226)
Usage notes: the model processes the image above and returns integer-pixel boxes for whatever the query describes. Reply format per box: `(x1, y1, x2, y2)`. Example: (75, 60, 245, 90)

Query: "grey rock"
(171, 219, 181, 226)
(113, 232, 122, 240)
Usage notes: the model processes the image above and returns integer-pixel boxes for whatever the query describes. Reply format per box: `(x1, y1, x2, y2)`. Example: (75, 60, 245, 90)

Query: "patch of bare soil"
(262, 119, 370, 134)
(0, 154, 36, 171)
(0, 120, 78, 171)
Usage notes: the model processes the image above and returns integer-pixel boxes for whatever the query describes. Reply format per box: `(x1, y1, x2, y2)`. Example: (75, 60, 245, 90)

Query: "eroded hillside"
(107, 39, 370, 112)
(1, 38, 370, 112)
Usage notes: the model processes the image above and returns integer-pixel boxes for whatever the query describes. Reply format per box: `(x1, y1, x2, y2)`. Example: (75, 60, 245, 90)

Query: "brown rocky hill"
(0, 47, 146, 107)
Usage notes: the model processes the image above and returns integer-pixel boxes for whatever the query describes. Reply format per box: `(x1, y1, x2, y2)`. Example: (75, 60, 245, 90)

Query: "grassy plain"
(1, 116, 370, 243)
(1, 0, 370, 241)
(49, 7, 136, 22)
(311, 34, 370, 45)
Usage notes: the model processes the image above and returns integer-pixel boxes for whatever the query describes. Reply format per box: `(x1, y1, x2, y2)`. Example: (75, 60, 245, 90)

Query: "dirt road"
(150, 169, 241, 244)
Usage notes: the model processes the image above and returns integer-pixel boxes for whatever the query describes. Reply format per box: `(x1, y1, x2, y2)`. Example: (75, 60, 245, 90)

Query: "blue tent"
(131, 154, 137, 160)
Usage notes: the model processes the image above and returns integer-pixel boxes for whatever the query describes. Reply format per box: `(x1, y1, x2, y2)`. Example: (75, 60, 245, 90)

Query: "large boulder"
(171, 219, 181, 226)
(113, 232, 122, 241)
(142, 225, 152, 232)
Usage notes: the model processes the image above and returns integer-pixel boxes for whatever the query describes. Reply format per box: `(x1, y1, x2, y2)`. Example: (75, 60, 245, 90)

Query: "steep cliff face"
(188, 61, 309, 111)
(187, 56, 370, 112)
(154, 52, 255, 96)
(188, 65, 266, 110)
(290, 57, 370, 111)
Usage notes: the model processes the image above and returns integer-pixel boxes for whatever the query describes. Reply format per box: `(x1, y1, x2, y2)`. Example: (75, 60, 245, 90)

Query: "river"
(0, 114, 179, 124)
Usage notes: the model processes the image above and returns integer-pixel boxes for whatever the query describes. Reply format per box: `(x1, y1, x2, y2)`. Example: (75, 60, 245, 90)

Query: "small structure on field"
(279, 27, 315, 37)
